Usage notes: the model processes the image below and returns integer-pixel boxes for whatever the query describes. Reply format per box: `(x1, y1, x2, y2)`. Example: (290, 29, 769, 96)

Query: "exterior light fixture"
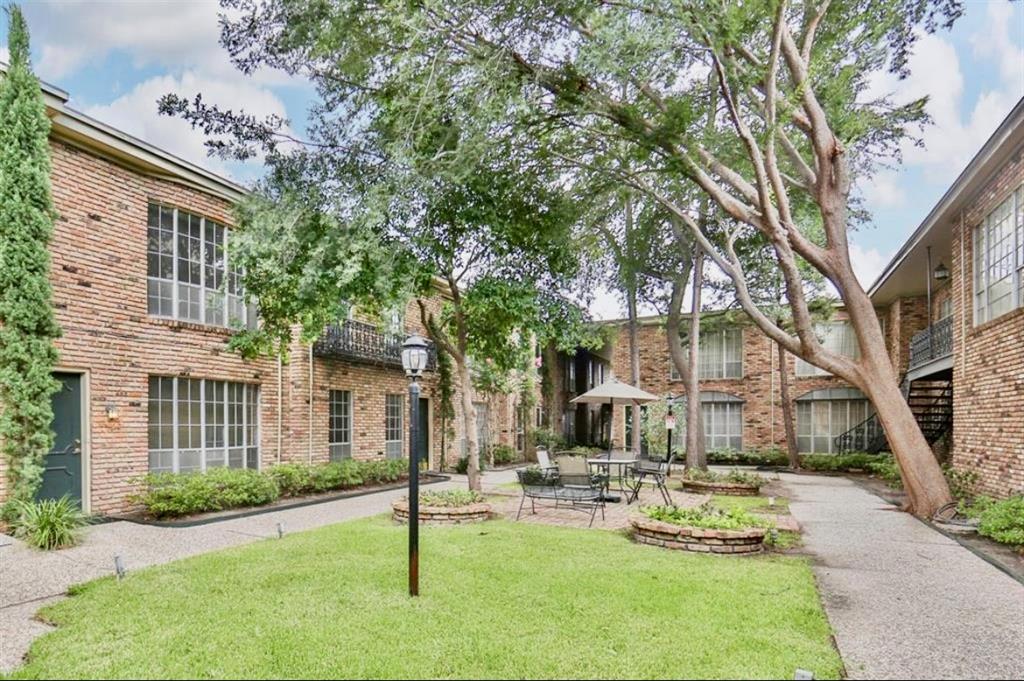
(401, 333, 433, 597)
(105, 403, 119, 421)
(933, 261, 949, 280)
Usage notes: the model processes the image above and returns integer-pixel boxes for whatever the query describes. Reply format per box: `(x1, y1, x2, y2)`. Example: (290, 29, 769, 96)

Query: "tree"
(0, 4, 62, 506)
(163, 0, 960, 516)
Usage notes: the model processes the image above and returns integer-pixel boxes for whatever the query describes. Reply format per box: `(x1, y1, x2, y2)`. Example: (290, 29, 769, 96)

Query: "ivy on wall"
(0, 5, 62, 505)
(435, 348, 456, 471)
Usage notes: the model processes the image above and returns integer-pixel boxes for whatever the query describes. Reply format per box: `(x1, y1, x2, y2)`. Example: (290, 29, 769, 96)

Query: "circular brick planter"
(680, 479, 761, 496)
(391, 499, 492, 525)
(630, 514, 766, 555)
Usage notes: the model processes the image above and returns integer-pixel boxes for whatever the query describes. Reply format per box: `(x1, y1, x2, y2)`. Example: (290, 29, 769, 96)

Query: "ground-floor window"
(796, 388, 872, 453)
(148, 376, 259, 473)
(329, 390, 353, 461)
(703, 399, 743, 451)
(385, 394, 403, 459)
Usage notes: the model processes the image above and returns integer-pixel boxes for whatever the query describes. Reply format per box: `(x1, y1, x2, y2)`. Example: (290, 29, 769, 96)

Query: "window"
(385, 394, 403, 459)
(148, 377, 259, 473)
(147, 202, 256, 329)
(795, 388, 872, 454)
(974, 187, 1024, 325)
(670, 327, 743, 380)
(939, 296, 953, 321)
(666, 392, 743, 452)
(795, 322, 859, 376)
(386, 307, 405, 334)
(329, 390, 353, 461)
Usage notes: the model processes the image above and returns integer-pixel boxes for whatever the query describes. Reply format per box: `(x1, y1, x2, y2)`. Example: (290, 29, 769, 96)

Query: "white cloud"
(859, 168, 907, 209)
(848, 242, 893, 289)
(82, 71, 290, 179)
(971, 2, 1024, 92)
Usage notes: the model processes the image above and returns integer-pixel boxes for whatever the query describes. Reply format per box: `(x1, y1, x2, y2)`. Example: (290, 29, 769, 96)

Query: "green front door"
(36, 372, 84, 507)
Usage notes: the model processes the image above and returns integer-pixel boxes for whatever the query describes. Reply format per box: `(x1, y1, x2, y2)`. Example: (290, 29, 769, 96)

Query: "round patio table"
(588, 457, 636, 503)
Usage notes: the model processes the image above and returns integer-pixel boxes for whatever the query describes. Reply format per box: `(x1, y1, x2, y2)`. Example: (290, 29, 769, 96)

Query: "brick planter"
(680, 479, 761, 496)
(391, 499, 492, 525)
(630, 514, 766, 555)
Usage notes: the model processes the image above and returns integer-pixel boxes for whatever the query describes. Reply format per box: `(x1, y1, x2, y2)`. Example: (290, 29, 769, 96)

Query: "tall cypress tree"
(0, 4, 61, 505)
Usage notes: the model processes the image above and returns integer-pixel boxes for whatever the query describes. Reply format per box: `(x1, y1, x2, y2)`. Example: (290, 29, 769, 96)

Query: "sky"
(2, 0, 1023, 320)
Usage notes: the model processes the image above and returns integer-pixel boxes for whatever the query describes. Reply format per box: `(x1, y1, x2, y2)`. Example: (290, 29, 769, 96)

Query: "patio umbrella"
(570, 378, 661, 454)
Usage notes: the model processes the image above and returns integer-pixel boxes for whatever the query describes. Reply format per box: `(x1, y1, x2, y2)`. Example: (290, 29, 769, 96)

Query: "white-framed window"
(147, 202, 257, 329)
(795, 389, 872, 454)
(148, 376, 259, 473)
(666, 392, 743, 452)
(670, 327, 743, 380)
(386, 306, 405, 334)
(974, 187, 1024, 325)
(938, 296, 953, 321)
(385, 394, 403, 459)
(795, 322, 859, 376)
(329, 390, 353, 461)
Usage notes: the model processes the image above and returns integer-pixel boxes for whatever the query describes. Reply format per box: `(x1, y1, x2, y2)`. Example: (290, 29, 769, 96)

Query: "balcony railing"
(313, 319, 436, 369)
(908, 316, 953, 370)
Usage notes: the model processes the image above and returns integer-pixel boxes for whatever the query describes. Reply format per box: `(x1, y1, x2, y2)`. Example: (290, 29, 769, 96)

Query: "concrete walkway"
(780, 472, 1024, 680)
(0, 472, 494, 672)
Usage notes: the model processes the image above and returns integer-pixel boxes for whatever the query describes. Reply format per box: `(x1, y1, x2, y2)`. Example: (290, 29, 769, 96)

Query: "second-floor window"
(795, 322, 859, 376)
(973, 187, 1023, 325)
(670, 327, 743, 380)
(147, 203, 256, 329)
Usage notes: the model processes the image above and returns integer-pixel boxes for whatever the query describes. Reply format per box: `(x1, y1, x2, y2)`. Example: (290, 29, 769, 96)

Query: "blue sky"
(2, 1, 1022, 318)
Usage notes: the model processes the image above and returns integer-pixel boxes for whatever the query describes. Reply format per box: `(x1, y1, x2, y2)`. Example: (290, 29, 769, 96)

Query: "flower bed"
(680, 469, 764, 496)
(631, 504, 767, 554)
(392, 490, 492, 525)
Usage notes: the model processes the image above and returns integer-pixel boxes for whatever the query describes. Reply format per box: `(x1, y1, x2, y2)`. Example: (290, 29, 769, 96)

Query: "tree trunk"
(665, 268, 705, 466)
(626, 282, 642, 457)
(777, 339, 799, 469)
(456, 357, 482, 491)
(685, 246, 705, 469)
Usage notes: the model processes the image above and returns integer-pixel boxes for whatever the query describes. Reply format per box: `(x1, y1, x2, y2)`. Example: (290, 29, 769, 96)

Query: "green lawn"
(711, 494, 791, 514)
(11, 517, 841, 679)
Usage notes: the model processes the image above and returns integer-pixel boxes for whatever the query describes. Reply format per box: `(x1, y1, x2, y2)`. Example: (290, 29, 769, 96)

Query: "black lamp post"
(401, 333, 430, 597)
(665, 393, 676, 462)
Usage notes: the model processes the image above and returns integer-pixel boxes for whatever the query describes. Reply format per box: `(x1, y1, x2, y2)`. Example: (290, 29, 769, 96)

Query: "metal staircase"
(834, 378, 953, 455)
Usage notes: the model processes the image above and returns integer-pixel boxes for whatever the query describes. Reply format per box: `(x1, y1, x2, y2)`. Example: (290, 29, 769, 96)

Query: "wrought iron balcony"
(908, 315, 953, 370)
(313, 319, 436, 370)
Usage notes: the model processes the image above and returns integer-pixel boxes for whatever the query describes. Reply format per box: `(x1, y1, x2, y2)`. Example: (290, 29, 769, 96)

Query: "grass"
(9, 517, 842, 680)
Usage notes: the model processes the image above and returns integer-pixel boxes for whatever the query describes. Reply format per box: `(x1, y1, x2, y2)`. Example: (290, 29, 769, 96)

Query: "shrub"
(130, 468, 280, 519)
(454, 456, 488, 475)
(490, 444, 519, 466)
(266, 463, 317, 496)
(976, 496, 1024, 546)
(642, 502, 769, 530)
(865, 461, 902, 488)
(532, 428, 565, 452)
(707, 448, 790, 468)
(10, 496, 90, 550)
(267, 460, 369, 496)
(683, 468, 764, 487)
(419, 490, 485, 507)
(942, 465, 978, 502)
(799, 453, 890, 472)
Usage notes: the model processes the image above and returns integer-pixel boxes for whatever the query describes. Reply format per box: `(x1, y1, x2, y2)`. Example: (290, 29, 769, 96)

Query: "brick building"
(869, 97, 1024, 499)
(0, 79, 517, 515)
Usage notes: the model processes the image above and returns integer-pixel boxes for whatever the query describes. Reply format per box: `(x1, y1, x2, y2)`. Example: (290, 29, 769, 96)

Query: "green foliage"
(707, 448, 790, 468)
(683, 468, 765, 487)
(418, 489, 485, 507)
(9, 496, 90, 550)
(976, 497, 1024, 546)
(435, 348, 457, 469)
(942, 465, 978, 502)
(642, 502, 769, 531)
(489, 444, 519, 466)
(865, 461, 902, 488)
(532, 428, 566, 452)
(454, 456, 487, 475)
(0, 5, 62, 504)
(799, 453, 891, 472)
(130, 468, 281, 519)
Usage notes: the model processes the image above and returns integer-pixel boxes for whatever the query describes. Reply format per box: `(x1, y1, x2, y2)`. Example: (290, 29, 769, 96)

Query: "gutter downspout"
(769, 335, 775, 444)
(277, 356, 283, 464)
(960, 210, 967, 379)
(308, 345, 314, 463)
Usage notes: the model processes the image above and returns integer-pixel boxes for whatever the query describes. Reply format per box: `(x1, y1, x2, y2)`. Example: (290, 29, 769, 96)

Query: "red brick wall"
(603, 317, 855, 452)
(884, 296, 929, 376)
(949, 149, 1024, 498)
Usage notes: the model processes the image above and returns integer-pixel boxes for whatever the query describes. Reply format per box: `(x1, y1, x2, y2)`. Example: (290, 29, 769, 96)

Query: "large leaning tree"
(165, 0, 960, 516)
(0, 4, 61, 507)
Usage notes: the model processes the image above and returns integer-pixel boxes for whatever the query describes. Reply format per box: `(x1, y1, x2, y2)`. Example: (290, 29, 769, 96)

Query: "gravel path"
(781, 471, 1024, 680)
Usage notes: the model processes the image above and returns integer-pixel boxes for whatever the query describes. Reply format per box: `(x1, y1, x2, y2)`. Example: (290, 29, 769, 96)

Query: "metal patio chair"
(626, 451, 676, 505)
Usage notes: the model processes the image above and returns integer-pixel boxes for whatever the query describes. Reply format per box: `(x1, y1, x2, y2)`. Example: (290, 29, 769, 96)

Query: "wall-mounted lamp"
(933, 261, 950, 280)
(105, 403, 120, 421)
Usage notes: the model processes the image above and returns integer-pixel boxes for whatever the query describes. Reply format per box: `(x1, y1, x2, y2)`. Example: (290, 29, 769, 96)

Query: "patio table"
(588, 457, 637, 502)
